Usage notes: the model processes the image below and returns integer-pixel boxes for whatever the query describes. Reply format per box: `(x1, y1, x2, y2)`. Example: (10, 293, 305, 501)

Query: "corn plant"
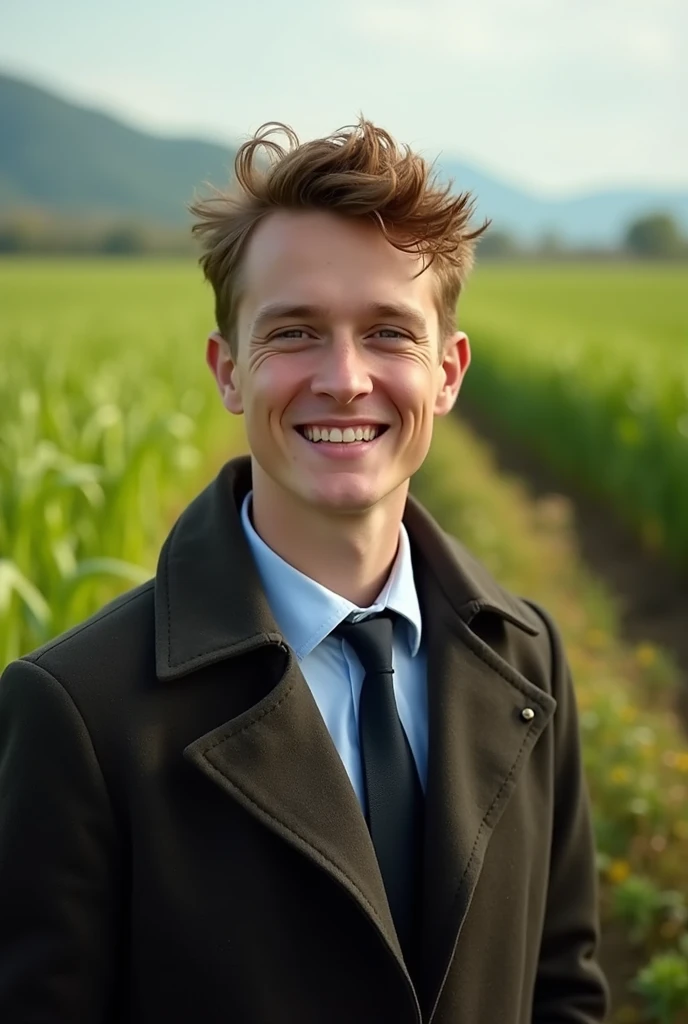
(0, 258, 230, 665)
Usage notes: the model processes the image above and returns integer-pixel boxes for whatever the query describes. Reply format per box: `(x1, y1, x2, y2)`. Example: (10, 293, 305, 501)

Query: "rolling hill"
(0, 73, 236, 225)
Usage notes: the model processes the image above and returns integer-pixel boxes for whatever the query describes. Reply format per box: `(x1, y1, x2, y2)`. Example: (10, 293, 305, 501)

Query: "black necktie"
(334, 613, 424, 965)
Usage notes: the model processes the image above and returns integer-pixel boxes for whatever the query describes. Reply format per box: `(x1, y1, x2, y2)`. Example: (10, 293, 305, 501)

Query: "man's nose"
(310, 337, 374, 403)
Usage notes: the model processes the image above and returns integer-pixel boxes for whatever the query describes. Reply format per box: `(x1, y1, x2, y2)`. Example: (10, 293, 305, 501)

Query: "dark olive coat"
(0, 456, 608, 1023)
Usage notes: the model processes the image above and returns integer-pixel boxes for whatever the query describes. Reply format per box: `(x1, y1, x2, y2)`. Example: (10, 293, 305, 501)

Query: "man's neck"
(250, 473, 408, 608)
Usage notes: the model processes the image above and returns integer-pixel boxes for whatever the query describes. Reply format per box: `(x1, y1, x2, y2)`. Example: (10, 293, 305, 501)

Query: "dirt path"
(457, 401, 688, 731)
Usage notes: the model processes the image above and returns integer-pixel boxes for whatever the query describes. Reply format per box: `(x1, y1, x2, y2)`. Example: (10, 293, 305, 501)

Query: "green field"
(461, 264, 688, 565)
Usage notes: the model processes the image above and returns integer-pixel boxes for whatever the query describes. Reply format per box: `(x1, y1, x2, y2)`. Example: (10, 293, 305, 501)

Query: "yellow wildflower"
(607, 860, 631, 884)
(635, 643, 657, 668)
(610, 765, 631, 785)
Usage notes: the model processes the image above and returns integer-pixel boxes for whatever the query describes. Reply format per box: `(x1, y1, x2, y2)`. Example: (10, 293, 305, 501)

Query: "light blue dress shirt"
(240, 492, 428, 809)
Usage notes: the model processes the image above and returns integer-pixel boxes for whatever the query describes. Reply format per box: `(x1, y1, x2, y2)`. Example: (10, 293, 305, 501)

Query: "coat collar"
(155, 455, 539, 681)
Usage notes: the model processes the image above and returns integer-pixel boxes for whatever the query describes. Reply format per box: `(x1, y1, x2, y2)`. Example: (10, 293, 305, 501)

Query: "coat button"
(521, 707, 535, 721)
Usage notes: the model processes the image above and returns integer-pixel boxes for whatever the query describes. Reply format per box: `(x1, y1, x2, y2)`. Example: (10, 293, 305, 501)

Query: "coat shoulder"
(17, 580, 156, 703)
(1, 582, 157, 796)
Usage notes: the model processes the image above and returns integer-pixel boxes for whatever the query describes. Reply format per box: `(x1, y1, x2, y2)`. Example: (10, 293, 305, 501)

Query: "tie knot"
(334, 613, 395, 676)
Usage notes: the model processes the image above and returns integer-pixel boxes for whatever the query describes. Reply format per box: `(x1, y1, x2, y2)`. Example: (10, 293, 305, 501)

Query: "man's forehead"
(244, 209, 428, 278)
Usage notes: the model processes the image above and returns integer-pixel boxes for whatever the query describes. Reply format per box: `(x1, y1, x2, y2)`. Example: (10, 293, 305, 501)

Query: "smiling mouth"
(295, 425, 389, 444)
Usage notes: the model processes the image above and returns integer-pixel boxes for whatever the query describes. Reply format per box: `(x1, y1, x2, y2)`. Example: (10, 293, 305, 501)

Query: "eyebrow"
(250, 301, 429, 337)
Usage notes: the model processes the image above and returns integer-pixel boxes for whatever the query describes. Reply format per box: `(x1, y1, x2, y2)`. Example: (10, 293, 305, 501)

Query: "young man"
(0, 119, 608, 1023)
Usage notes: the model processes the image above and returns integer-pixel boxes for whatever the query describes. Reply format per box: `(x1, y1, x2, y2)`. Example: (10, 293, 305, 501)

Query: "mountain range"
(2, 71, 687, 246)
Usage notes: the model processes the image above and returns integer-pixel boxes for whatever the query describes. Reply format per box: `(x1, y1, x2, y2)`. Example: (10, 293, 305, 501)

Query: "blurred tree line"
(0, 210, 686, 260)
(0, 212, 196, 256)
(478, 212, 688, 260)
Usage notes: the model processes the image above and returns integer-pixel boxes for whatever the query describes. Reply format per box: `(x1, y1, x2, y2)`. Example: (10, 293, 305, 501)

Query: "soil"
(457, 401, 688, 734)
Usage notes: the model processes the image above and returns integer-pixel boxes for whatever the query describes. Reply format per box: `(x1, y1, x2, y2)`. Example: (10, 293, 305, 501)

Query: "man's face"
(207, 209, 470, 517)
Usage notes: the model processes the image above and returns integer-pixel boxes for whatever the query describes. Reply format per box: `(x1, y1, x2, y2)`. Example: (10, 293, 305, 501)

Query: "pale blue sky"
(3, 0, 686, 194)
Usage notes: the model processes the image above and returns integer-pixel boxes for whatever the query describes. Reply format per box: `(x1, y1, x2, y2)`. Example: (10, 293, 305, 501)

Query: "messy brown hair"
(189, 116, 488, 354)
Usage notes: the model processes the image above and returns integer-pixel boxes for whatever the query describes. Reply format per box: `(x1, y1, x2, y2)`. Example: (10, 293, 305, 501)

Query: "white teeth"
(301, 425, 382, 443)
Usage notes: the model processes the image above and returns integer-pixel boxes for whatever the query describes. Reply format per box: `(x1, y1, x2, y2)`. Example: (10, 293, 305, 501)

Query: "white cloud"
(355, 0, 683, 72)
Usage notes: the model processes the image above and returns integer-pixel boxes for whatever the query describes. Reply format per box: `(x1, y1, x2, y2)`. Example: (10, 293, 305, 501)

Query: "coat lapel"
(403, 503, 557, 1021)
(183, 652, 402, 960)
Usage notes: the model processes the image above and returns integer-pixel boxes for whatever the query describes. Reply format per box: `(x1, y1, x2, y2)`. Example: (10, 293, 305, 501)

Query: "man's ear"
(206, 331, 243, 415)
(434, 331, 471, 417)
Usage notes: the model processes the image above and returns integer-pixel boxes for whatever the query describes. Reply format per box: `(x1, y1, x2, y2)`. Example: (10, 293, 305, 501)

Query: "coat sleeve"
(530, 604, 610, 1024)
(0, 657, 124, 1023)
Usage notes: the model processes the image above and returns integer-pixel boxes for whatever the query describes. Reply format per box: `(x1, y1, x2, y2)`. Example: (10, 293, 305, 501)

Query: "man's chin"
(302, 480, 383, 516)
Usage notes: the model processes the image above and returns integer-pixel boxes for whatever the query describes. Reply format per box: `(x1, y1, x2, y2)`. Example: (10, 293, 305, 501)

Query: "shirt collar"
(240, 491, 422, 661)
